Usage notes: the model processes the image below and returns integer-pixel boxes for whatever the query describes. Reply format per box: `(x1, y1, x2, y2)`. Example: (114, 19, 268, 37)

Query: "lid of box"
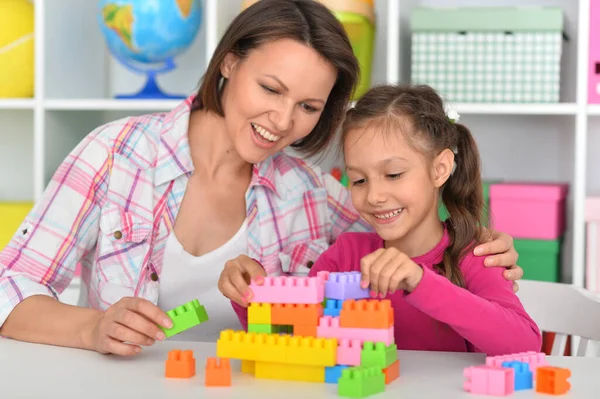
(489, 183, 569, 201)
(411, 7, 563, 32)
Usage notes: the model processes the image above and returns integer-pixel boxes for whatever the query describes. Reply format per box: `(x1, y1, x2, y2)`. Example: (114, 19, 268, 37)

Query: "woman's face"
(219, 38, 337, 164)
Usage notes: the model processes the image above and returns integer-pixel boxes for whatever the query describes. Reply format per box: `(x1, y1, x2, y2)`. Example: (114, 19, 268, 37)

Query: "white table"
(1, 339, 599, 398)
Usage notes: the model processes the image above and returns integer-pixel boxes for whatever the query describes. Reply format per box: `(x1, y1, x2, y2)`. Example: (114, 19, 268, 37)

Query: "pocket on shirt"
(279, 238, 330, 276)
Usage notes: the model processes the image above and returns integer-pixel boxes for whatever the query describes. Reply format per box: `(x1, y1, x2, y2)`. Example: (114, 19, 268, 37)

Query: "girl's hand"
(83, 297, 172, 356)
(474, 228, 524, 292)
(360, 247, 424, 297)
(218, 255, 267, 307)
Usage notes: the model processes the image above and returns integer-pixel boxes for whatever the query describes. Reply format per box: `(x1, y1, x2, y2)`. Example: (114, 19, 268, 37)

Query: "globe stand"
(112, 54, 186, 100)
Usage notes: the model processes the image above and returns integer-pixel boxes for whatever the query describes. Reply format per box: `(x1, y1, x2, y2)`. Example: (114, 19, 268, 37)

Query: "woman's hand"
(475, 228, 524, 292)
(218, 255, 267, 307)
(83, 297, 172, 356)
(360, 247, 424, 297)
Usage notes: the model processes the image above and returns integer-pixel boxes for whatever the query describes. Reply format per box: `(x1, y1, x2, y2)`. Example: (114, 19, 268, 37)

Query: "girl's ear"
(432, 148, 454, 188)
(220, 52, 240, 79)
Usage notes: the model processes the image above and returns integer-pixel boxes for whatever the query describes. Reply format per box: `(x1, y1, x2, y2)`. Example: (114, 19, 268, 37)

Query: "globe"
(97, 0, 202, 99)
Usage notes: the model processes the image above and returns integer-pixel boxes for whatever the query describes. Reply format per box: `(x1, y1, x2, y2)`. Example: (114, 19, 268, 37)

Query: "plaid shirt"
(0, 97, 370, 327)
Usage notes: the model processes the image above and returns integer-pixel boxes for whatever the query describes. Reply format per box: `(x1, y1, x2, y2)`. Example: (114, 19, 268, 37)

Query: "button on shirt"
(0, 96, 371, 328)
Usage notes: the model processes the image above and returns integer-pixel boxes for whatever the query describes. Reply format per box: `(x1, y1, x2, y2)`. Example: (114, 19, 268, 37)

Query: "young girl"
(306, 84, 541, 356)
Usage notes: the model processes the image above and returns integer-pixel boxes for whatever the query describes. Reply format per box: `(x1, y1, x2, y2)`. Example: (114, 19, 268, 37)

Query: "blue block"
(502, 361, 533, 390)
(325, 365, 350, 383)
(324, 299, 343, 317)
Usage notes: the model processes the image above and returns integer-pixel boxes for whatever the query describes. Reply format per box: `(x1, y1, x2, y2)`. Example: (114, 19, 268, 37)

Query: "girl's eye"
(261, 84, 279, 94)
(351, 179, 365, 186)
(300, 103, 318, 113)
(387, 173, 404, 180)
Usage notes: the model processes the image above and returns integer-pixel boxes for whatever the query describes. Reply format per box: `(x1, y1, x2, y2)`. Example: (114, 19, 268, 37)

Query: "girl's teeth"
(375, 209, 403, 219)
(252, 123, 281, 142)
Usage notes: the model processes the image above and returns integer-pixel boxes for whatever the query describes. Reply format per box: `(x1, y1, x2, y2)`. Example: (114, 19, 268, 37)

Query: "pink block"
(486, 351, 547, 375)
(464, 365, 514, 396)
(489, 183, 568, 239)
(336, 339, 362, 366)
(589, 0, 600, 103)
(316, 316, 394, 346)
(249, 275, 326, 304)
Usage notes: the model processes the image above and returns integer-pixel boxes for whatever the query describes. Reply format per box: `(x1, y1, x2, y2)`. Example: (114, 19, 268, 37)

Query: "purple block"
(325, 271, 369, 300)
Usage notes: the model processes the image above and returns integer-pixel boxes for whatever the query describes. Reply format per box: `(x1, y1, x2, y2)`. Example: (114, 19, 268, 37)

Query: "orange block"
(536, 366, 571, 395)
(339, 299, 393, 328)
(271, 303, 323, 326)
(205, 357, 231, 387)
(383, 359, 400, 384)
(165, 349, 195, 378)
(293, 324, 317, 337)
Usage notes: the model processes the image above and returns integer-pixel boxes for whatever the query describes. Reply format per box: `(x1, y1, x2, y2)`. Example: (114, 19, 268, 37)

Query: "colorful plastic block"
(325, 365, 350, 383)
(338, 366, 386, 398)
(464, 365, 514, 396)
(340, 299, 394, 329)
(317, 316, 394, 345)
(271, 303, 323, 325)
(160, 299, 209, 338)
(248, 303, 271, 324)
(536, 366, 571, 395)
(165, 349, 195, 379)
(486, 351, 547, 374)
(360, 342, 397, 368)
(502, 361, 533, 390)
(325, 271, 370, 300)
(324, 299, 343, 317)
(248, 323, 281, 334)
(254, 361, 325, 382)
(205, 357, 231, 387)
(241, 359, 255, 374)
(337, 339, 362, 366)
(216, 330, 337, 366)
(249, 275, 326, 304)
(383, 359, 400, 384)
(293, 324, 317, 337)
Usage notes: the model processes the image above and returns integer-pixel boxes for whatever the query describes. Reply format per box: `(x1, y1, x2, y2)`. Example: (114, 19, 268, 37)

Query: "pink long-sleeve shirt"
(233, 228, 542, 356)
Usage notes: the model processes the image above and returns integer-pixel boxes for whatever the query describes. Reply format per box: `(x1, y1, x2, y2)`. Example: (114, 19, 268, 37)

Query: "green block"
(340, 172, 349, 188)
(338, 366, 385, 398)
(160, 299, 209, 338)
(360, 342, 397, 368)
(248, 324, 280, 334)
(514, 238, 561, 282)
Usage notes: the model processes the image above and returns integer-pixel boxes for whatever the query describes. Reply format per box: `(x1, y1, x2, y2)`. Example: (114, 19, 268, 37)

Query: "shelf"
(0, 99, 35, 110)
(453, 103, 579, 116)
(44, 99, 182, 112)
(588, 105, 600, 115)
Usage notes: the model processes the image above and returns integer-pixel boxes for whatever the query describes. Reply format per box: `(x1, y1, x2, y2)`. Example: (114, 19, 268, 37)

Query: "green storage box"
(439, 181, 491, 226)
(411, 7, 565, 103)
(514, 238, 561, 282)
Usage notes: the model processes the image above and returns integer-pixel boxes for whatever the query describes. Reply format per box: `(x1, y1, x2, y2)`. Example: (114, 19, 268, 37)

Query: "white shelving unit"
(0, 0, 598, 302)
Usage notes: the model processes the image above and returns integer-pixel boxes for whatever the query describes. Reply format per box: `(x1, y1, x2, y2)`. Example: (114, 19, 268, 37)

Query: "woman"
(0, 0, 521, 356)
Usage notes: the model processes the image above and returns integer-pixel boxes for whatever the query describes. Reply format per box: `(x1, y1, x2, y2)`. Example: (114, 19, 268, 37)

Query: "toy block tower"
(214, 271, 399, 397)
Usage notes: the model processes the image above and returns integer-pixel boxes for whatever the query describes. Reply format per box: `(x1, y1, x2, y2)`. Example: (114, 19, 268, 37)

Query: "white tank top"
(157, 220, 248, 342)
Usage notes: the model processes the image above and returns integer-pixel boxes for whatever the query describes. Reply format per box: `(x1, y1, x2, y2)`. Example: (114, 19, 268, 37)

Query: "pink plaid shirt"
(0, 97, 370, 327)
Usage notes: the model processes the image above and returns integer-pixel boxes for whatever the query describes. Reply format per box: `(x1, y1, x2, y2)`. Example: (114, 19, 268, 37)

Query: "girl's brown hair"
(192, 0, 359, 158)
(342, 84, 485, 287)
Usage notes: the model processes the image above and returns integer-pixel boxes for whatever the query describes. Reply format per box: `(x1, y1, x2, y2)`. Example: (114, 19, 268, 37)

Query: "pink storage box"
(489, 183, 569, 240)
(585, 197, 600, 293)
(589, 0, 600, 103)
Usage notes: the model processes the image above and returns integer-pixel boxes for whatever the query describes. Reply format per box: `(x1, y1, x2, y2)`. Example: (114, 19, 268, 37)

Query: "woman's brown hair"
(193, 0, 359, 158)
(341, 84, 485, 287)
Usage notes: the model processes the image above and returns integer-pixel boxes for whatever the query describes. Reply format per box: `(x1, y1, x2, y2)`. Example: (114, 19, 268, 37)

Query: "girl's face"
(344, 123, 453, 250)
(219, 38, 337, 164)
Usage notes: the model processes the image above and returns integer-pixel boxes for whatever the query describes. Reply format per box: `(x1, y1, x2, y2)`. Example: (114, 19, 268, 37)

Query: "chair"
(516, 280, 600, 356)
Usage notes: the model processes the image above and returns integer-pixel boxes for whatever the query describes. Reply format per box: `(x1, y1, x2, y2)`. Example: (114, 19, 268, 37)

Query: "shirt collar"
(155, 95, 281, 197)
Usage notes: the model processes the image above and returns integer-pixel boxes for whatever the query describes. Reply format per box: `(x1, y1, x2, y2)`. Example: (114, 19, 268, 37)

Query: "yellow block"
(248, 303, 271, 324)
(254, 361, 325, 383)
(0, 202, 32, 250)
(241, 360, 255, 374)
(216, 330, 337, 367)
